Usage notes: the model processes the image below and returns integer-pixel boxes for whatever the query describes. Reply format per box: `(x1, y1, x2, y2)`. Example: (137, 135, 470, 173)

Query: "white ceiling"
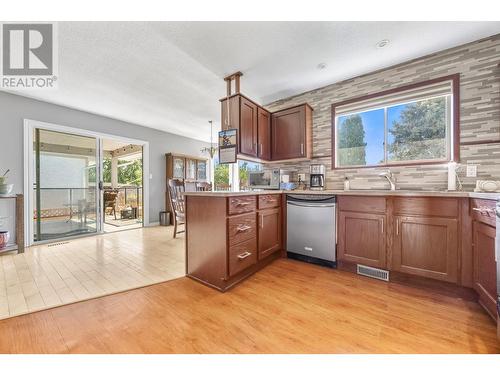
(5, 22, 500, 142)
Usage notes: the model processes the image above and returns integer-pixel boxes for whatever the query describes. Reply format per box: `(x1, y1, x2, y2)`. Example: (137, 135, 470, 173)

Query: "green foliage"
(214, 163, 229, 189)
(337, 114, 367, 166)
(388, 98, 446, 161)
(87, 158, 143, 186)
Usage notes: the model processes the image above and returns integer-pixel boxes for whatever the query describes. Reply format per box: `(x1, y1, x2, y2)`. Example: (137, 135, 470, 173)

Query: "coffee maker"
(309, 164, 325, 190)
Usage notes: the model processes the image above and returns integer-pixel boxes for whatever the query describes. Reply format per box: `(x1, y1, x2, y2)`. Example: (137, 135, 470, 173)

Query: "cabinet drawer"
(229, 237, 257, 277)
(228, 196, 256, 215)
(338, 196, 386, 214)
(258, 194, 281, 209)
(470, 199, 496, 227)
(393, 197, 458, 218)
(228, 213, 257, 246)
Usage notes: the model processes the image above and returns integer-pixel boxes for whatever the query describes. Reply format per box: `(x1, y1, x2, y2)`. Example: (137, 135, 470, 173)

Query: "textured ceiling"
(4, 21, 500, 142)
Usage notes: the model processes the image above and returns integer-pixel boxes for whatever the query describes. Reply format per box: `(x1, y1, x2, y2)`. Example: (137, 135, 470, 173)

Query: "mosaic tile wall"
(263, 34, 500, 191)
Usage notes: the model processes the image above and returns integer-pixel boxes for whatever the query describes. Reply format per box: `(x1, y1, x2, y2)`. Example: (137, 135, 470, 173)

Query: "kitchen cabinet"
(392, 215, 458, 283)
(240, 96, 258, 157)
(338, 211, 386, 268)
(220, 94, 313, 162)
(257, 107, 271, 160)
(471, 198, 497, 320)
(271, 104, 313, 160)
(186, 193, 283, 291)
(258, 196, 281, 260)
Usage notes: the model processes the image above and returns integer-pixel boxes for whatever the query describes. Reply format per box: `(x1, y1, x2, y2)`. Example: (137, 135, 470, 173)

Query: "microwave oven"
(248, 169, 280, 190)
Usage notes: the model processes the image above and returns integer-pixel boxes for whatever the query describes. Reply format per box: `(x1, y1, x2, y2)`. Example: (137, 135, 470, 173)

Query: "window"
(333, 75, 459, 168)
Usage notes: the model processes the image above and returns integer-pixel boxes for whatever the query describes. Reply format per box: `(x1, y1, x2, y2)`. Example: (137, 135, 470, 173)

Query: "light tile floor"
(0, 226, 185, 320)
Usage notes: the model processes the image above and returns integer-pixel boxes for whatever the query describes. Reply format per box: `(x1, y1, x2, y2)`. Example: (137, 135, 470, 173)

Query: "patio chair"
(103, 190, 118, 220)
(195, 182, 212, 191)
(167, 179, 185, 238)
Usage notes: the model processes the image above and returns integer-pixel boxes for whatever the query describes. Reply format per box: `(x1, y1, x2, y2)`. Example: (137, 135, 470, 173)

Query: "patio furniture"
(103, 190, 118, 220)
(167, 179, 185, 238)
(195, 182, 212, 191)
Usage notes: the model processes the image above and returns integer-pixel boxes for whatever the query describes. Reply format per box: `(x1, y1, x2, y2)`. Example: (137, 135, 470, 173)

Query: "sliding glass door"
(33, 129, 99, 242)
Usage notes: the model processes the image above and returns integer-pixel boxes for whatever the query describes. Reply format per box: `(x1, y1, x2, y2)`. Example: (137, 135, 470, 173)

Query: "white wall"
(0, 91, 209, 224)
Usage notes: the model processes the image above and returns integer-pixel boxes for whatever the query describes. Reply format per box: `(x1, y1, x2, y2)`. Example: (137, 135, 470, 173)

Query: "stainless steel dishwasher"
(286, 194, 336, 267)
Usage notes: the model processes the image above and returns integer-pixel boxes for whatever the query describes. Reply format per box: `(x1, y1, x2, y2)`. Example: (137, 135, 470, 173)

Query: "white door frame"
(23, 118, 150, 246)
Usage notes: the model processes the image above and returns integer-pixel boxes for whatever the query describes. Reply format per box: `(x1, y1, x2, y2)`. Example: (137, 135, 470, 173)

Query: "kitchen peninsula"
(185, 189, 499, 322)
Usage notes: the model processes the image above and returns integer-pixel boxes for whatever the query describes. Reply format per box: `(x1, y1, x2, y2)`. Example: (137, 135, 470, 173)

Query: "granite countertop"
(183, 189, 500, 200)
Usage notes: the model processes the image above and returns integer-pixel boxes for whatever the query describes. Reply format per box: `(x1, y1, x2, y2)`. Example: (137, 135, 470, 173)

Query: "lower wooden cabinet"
(338, 211, 386, 268)
(186, 194, 282, 292)
(472, 220, 497, 319)
(392, 215, 458, 283)
(258, 207, 281, 260)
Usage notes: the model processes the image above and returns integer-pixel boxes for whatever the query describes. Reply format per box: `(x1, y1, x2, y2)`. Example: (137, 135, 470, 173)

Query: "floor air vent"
(357, 264, 389, 282)
(47, 241, 70, 247)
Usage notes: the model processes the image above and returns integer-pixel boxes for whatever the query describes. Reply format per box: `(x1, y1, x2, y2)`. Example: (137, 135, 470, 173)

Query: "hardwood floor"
(0, 226, 185, 320)
(0, 258, 498, 353)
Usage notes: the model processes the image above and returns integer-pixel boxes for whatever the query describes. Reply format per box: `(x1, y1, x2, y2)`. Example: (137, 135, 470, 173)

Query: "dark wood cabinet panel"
(229, 237, 258, 277)
(393, 216, 458, 283)
(257, 107, 271, 160)
(258, 208, 281, 260)
(239, 96, 258, 157)
(221, 95, 240, 131)
(228, 213, 257, 247)
(338, 211, 386, 268)
(338, 196, 386, 214)
(271, 105, 306, 160)
(470, 198, 497, 227)
(472, 221, 497, 320)
(228, 196, 256, 215)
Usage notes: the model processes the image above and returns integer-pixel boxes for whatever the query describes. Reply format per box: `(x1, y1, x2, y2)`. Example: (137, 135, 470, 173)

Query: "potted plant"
(0, 169, 13, 195)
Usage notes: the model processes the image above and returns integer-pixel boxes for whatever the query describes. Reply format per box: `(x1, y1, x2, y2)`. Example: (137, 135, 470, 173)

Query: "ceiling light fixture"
(317, 63, 327, 70)
(376, 39, 390, 49)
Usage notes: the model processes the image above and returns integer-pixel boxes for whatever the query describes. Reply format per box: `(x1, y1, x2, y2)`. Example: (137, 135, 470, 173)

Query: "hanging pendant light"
(201, 120, 218, 159)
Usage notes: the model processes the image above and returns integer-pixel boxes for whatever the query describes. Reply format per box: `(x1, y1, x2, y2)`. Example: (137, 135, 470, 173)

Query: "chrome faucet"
(379, 169, 396, 191)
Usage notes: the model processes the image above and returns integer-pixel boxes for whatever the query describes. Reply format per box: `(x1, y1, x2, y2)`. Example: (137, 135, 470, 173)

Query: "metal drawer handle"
(472, 207, 495, 216)
(237, 251, 252, 260)
(235, 201, 251, 206)
(236, 225, 251, 232)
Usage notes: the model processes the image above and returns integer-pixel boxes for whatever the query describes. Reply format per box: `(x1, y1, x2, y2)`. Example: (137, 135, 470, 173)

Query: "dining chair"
(167, 179, 185, 238)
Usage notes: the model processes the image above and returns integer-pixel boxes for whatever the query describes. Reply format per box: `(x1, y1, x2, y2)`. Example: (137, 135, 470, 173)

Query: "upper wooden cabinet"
(221, 94, 313, 162)
(239, 96, 258, 157)
(271, 104, 313, 160)
(257, 107, 271, 160)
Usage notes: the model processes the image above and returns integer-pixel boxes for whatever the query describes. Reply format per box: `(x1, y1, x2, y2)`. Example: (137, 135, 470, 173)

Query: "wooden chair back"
(168, 179, 185, 217)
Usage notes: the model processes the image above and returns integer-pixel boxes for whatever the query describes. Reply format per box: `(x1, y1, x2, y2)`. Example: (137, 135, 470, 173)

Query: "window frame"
(331, 74, 460, 170)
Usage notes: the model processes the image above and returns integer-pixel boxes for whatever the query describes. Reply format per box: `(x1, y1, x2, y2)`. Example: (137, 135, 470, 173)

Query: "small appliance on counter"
(248, 169, 280, 190)
(309, 164, 325, 190)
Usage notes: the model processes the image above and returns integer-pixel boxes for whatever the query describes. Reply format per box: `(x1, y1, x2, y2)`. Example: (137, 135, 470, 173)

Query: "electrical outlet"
(466, 165, 477, 178)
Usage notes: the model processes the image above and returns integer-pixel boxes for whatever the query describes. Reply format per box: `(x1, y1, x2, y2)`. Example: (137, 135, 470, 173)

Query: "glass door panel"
(33, 129, 98, 242)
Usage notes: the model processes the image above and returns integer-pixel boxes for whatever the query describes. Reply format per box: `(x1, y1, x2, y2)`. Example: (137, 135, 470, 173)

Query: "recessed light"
(317, 63, 327, 70)
(376, 39, 390, 49)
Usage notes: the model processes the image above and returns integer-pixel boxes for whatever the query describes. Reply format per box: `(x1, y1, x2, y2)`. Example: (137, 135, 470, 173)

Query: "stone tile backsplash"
(263, 34, 500, 191)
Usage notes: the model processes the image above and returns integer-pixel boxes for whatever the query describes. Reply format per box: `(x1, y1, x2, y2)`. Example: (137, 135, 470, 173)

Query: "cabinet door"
(172, 157, 185, 179)
(338, 211, 386, 268)
(257, 107, 271, 160)
(258, 208, 281, 259)
(239, 97, 258, 157)
(473, 221, 497, 319)
(185, 159, 197, 180)
(196, 160, 207, 181)
(271, 105, 305, 160)
(393, 216, 458, 283)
